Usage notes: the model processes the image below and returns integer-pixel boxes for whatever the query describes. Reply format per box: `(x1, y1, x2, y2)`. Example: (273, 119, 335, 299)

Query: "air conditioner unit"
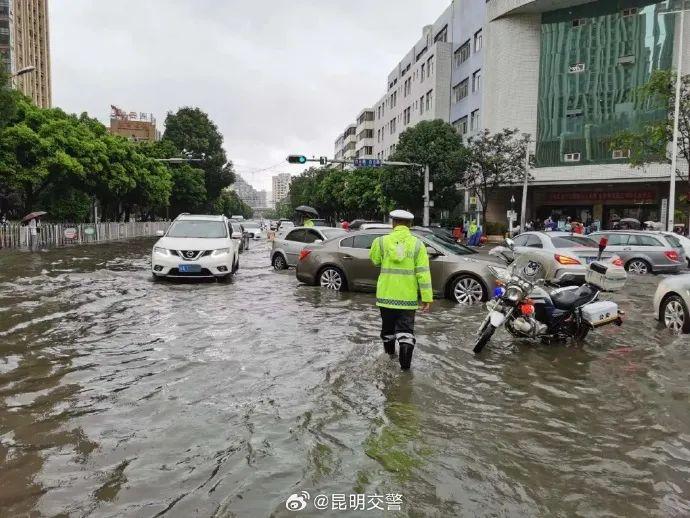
(612, 149, 630, 159)
(564, 153, 581, 162)
(568, 63, 586, 73)
(618, 55, 635, 65)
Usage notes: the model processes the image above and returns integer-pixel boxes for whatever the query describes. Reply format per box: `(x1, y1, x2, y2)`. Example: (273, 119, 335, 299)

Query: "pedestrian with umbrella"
(22, 211, 46, 250)
(295, 205, 318, 227)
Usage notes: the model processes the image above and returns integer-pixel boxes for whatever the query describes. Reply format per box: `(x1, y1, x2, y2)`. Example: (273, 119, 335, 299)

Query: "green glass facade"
(535, 0, 677, 167)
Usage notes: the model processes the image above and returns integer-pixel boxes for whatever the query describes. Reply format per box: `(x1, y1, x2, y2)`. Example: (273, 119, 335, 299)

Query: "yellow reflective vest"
(369, 226, 433, 309)
(304, 219, 314, 227)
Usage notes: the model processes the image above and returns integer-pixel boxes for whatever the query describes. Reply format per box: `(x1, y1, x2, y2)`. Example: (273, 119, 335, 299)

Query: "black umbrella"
(295, 205, 318, 217)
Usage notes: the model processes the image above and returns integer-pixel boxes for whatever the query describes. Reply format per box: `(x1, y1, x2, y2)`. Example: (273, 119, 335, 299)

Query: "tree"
(381, 119, 468, 218)
(611, 69, 690, 222)
(214, 190, 253, 219)
(460, 128, 529, 224)
(0, 62, 19, 129)
(163, 107, 235, 209)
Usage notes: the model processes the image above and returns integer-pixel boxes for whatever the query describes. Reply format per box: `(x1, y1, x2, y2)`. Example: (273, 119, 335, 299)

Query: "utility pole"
(667, 4, 685, 231)
(520, 137, 530, 232)
(423, 164, 430, 227)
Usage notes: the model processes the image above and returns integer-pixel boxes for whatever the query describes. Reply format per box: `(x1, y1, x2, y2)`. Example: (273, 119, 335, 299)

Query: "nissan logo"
(185, 251, 194, 258)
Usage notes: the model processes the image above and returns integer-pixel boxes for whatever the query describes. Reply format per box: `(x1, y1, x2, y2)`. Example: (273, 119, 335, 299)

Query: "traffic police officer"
(369, 210, 432, 370)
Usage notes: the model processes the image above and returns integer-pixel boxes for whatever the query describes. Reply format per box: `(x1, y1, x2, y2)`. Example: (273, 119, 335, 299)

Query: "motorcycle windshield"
(508, 251, 549, 283)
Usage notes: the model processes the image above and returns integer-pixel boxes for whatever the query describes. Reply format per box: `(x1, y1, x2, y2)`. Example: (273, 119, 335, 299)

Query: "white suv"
(151, 214, 240, 280)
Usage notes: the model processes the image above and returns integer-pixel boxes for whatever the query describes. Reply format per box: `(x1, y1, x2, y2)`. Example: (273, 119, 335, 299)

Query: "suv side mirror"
(504, 238, 515, 250)
(156, 230, 165, 237)
(231, 231, 242, 239)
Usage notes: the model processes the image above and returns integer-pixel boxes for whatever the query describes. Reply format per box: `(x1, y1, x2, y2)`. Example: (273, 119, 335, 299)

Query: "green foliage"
(163, 107, 235, 209)
(484, 221, 507, 236)
(382, 120, 468, 217)
(460, 128, 529, 224)
(0, 96, 173, 221)
(214, 190, 253, 219)
(0, 64, 19, 129)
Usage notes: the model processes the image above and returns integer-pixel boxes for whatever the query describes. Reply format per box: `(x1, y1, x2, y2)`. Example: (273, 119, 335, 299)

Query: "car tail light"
(555, 254, 581, 265)
(664, 250, 680, 262)
(298, 249, 312, 261)
(611, 257, 623, 267)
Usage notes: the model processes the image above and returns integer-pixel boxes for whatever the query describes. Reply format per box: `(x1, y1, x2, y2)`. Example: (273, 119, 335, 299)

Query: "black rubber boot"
(383, 340, 396, 356)
(399, 343, 414, 370)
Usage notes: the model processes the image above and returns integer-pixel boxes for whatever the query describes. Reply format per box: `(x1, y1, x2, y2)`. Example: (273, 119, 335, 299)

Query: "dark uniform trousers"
(379, 307, 416, 355)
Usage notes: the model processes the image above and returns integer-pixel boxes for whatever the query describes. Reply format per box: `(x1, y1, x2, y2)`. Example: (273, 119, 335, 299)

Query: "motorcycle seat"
(551, 285, 597, 310)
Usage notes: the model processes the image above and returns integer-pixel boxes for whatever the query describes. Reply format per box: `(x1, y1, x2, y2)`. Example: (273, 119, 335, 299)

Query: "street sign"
(506, 210, 517, 221)
(64, 228, 77, 239)
(353, 158, 382, 168)
(661, 198, 668, 227)
(84, 226, 95, 236)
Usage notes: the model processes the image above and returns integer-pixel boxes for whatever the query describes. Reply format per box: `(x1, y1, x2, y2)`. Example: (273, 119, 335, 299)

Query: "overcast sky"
(51, 0, 449, 191)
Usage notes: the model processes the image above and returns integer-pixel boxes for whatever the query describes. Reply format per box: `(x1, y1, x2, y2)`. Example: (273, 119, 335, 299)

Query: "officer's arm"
(370, 237, 382, 267)
(415, 241, 433, 302)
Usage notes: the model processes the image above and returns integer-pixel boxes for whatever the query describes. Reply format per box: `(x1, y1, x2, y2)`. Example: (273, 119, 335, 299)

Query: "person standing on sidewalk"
(369, 210, 432, 370)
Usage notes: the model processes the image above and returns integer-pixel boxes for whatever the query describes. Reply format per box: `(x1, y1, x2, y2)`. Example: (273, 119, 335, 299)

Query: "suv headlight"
(154, 247, 169, 256)
(212, 248, 230, 256)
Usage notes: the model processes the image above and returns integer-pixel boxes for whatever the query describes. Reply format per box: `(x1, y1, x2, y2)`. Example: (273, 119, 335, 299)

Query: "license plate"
(178, 264, 201, 273)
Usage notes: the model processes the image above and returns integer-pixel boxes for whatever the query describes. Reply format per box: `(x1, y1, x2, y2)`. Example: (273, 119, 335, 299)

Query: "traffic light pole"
(287, 155, 429, 222)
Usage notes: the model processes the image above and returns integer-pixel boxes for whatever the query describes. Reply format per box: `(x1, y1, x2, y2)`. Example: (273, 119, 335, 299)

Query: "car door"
(423, 242, 447, 295)
(283, 229, 307, 265)
(339, 233, 381, 290)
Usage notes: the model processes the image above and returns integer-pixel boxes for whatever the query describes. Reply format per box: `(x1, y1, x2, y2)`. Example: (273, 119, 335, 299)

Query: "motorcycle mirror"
(504, 238, 515, 250)
(597, 236, 608, 260)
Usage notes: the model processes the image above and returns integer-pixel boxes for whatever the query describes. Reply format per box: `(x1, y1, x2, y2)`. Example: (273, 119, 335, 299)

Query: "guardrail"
(0, 221, 170, 250)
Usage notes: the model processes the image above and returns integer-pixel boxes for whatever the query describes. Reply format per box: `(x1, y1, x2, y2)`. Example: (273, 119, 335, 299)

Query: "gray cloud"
(51, 0, 449, 190)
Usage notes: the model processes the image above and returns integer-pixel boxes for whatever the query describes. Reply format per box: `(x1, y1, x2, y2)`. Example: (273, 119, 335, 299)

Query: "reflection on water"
(0, 239, 688, 516)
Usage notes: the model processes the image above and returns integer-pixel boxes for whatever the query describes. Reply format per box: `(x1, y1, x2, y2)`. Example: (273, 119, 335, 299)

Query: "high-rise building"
(272, 173, 292, 206)
(334, 108, 375, 162)
(230, 175, 269, 210)
(0, 0, 51, 108)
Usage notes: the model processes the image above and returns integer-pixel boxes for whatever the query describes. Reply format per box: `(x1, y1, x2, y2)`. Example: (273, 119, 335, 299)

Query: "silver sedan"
(653, 274, 690, 333)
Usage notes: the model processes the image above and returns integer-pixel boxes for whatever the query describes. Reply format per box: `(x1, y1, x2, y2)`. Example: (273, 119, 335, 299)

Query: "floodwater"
(0, 239, 689, 517)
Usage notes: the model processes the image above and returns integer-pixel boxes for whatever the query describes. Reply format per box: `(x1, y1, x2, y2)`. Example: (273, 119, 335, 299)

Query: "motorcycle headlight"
(154, 247, 169, 256)
(212, 248, 230, 256)
(505, 286, 523, 303)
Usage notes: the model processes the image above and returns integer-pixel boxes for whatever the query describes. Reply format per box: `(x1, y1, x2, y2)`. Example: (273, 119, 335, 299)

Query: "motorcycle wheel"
(473, 325, 496, 353)
(573, 324, 590, 343)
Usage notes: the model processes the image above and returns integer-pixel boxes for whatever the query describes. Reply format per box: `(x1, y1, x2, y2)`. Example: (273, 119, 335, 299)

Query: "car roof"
(176, 214, 225, 221)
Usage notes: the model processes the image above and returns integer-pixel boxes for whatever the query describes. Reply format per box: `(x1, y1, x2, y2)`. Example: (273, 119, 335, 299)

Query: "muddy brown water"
(0, 239, 688, 517)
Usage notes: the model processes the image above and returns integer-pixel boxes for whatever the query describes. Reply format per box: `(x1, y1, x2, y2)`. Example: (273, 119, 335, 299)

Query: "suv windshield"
(321, 228, 348, 240)
(167, 220, 227, 238)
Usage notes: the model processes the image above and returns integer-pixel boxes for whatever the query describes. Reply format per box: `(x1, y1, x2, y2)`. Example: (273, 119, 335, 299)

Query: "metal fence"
(0, 221, 170, 249)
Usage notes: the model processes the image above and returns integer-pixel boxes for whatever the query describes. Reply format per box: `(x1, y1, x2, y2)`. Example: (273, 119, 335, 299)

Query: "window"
(470, 109, 480, 131)
(612, 149, 630, 159)
(600, 233, 629, 246)
(628, 234, 662, 246)
(302, 230, 323, 243)
(285, 229, 307, 242)
(420, 95, 424, 114)
(525, 235, 543, 248)
(572, 18, 586, 27)
(390, 91, 397, 108)
(563, 152, 581, 162)
(473, 30, 482, 52)
(390, 118, 396, 134)
(420, 63, 425, 82)
(622, 7, 638, 16)
(427, 55, 434, 77)
(452, 116, 468, 135)
(340, 236, 354, 248)
(404, 77, 411, 96)
(453, 78, 469, 102)
(512, 235, 529, 247)
(455, 40, 470, 66)
(434, 25, 448, 43)
(352, 234, 379, 249)
(403, 107, 411, 125)
(363, 146, 373, 155)
(472, 69, 481, 93)
(425, 90, 433, 112)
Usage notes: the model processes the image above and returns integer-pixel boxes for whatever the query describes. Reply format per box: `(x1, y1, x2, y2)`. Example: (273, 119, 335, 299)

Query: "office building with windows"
(334, 107, 376, 162)
(272, 173, 292, 206)
(0, 0, 51, 107)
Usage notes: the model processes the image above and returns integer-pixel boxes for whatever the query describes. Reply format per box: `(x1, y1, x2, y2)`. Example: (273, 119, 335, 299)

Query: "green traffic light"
(287, 155, 307, 164)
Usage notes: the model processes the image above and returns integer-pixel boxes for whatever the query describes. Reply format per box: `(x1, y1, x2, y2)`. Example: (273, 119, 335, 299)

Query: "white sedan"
(653, 273, 690, 333)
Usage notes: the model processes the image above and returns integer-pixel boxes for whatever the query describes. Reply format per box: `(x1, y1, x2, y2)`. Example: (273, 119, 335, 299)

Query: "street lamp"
(661, 1, 688, 231)
(11, 65, 35, 78)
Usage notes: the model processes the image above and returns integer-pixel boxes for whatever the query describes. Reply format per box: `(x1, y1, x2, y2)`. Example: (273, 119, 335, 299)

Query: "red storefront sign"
(546, 191, 655, 203)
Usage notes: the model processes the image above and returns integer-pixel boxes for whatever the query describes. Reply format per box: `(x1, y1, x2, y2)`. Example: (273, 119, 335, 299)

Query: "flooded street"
(1, 238, 689, 517)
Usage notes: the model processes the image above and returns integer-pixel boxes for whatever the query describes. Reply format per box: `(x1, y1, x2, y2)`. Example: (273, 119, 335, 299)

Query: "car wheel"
(626, 259, 651, 275)
(661, 294, 690, 333)
(273, 254, 287, 270)
(319, 267, 346, 291)
(232, 258, 239, 274)
(450, 275, 486, 305)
